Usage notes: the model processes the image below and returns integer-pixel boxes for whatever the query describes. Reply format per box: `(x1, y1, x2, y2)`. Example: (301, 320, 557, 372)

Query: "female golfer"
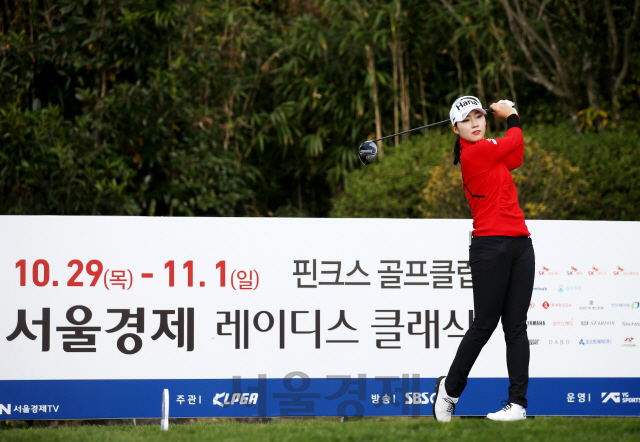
(432, 96, 535, 422)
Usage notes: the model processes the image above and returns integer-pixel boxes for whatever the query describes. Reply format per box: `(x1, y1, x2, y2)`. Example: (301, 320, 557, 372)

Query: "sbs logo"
(404, 392, 436, 404)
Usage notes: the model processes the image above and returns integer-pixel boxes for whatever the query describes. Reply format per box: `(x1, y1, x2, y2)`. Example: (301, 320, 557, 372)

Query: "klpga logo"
(602, 392, 621, 403)
(404, 392, 435, 404)
(213, 392, 259, 407)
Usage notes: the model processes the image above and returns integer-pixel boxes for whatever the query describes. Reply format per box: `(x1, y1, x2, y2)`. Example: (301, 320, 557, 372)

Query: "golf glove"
(498, 99, 518, 115)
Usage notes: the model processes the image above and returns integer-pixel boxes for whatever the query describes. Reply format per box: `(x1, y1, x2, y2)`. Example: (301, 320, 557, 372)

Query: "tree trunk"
(365, 44, 383, 152)
(452, 42, 463, 96)
(390, 0, 401, 146)
(399, 45, 410, 143)
(472, 46, 485, 105)
(418, 64, 428, 136)
(390, 43, 400, 146)
(605, 0, 640, 122)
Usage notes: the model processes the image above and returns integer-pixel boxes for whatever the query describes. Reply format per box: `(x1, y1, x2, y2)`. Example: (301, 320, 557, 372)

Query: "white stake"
(161, 389, 169, 431)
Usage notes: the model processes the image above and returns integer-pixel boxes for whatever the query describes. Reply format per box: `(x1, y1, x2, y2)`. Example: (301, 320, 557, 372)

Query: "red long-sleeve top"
(460, 114, 530, 237)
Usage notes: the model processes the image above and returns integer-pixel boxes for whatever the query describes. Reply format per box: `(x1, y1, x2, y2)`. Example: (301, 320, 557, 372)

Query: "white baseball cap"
(449, 96, 486, 125)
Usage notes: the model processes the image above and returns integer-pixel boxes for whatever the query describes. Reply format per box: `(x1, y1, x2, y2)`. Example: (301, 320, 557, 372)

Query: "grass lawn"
(1, 417, 639, 442)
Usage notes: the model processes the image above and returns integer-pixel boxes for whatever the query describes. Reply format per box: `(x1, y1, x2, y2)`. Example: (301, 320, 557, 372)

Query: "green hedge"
(525, 123, 640, 220)
(330, 124, 640, 221)
(330, 132, 451, 218)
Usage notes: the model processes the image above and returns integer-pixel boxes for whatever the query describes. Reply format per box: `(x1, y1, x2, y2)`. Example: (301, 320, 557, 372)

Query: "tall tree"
(497, 0, 640, 128)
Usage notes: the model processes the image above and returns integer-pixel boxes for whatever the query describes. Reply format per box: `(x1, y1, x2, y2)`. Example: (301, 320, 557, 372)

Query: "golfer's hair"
(452, 132, 461, 165)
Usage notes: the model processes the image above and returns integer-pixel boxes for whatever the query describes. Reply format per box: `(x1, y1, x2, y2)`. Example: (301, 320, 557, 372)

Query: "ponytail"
(452, 134, 461, 165)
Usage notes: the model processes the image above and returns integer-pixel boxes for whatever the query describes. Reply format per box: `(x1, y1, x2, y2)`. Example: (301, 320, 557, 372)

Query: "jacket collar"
(460, 137, 477, 148)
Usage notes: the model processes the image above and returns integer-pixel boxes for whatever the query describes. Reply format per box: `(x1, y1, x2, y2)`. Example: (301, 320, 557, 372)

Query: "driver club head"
(358, 141, 378, 165)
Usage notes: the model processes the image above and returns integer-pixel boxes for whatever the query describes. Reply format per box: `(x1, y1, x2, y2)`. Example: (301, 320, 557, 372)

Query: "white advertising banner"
(0, 217, 638, 418)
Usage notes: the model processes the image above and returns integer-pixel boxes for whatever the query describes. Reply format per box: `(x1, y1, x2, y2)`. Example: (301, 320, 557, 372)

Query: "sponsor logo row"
(529, 300, 639, 310)
(538, 266, 639, 276)
(528, 337, 636, 347)
(527, 320, 640, 326)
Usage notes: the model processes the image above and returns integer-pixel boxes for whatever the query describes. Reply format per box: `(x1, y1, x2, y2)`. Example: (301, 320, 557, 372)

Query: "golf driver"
(358, 108, 495, 165)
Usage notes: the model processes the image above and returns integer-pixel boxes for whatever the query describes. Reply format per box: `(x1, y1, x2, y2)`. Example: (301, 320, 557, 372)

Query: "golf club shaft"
(368, 108, 494, 143)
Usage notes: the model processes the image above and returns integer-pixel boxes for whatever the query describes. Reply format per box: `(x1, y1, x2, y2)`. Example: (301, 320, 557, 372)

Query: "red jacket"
(460, 115, 530, 237)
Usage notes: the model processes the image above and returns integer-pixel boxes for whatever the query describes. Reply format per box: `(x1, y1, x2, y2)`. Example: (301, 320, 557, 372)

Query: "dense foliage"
(1, 0, 639, 218)
(331, 124, 640, 221)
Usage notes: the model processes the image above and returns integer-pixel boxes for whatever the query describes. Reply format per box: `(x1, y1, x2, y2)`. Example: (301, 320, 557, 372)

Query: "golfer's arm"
(501, 115, 524, 170)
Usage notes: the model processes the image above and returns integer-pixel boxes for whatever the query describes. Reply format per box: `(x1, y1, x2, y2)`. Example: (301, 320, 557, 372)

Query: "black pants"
(444, 236, 535, 408)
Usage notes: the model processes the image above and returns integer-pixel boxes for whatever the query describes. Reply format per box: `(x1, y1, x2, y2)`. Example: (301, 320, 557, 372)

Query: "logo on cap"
(450, 95, 485, 125)
(456, 98, 480, 111)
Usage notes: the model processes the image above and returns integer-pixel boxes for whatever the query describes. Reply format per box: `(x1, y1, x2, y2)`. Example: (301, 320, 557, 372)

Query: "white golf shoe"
(486, 402, 526, 421)
(432, 376, 458, 422)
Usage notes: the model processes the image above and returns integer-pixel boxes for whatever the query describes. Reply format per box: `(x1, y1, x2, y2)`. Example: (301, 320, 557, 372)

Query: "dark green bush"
(331, 124, 640, 221)
(330, 131, 450, 218)
(524, 124, 640, 220)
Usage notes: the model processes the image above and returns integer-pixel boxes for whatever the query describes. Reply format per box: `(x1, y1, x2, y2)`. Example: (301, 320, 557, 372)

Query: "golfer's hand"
(490, 101, 518, 120)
